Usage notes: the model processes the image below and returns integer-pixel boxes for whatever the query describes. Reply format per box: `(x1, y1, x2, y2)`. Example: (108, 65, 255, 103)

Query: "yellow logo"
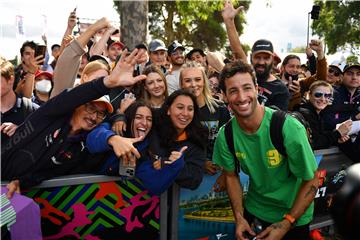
(267, 150, 282, 167)
(236, 152, 246, 160)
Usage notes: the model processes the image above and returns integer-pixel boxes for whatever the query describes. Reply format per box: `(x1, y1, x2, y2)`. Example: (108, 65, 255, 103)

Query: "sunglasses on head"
(328, 68, 341, 77)
(313, 92, 332, 99)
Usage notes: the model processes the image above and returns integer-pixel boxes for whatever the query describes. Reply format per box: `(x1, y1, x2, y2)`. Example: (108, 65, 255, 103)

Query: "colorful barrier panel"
(22, 175, 160, 240)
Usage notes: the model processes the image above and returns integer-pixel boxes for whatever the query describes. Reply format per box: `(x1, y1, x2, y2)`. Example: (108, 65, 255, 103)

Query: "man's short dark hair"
(219, 60, 257, 93)
(20, 41, 37, 57)
(51, 44, 61, 51)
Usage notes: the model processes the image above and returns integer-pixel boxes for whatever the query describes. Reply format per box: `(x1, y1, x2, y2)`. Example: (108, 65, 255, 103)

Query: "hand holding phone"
(119, 156, 136, 178)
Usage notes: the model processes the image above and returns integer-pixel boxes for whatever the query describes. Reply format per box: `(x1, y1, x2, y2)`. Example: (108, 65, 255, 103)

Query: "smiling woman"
(298, 80, 352, 150)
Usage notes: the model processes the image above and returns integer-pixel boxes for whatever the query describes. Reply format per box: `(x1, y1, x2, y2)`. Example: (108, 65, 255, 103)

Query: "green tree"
(312, 1, 360, 54)
(291, 46, 306, 53)
(148, 0, 250, 50)
(346, 55, 359, 65)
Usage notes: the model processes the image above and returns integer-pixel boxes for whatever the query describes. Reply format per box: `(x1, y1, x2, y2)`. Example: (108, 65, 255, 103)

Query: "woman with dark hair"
(86, 99, 192, 195)
(150, 89, 208, 189)
(179, 61, 230, 175)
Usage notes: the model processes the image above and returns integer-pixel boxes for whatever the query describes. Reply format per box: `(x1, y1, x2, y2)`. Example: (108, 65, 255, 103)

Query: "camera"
(118, 157, 135, 178)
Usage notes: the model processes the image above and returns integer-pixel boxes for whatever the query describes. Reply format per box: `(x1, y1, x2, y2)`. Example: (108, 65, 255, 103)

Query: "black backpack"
(224, 110, 312, 173)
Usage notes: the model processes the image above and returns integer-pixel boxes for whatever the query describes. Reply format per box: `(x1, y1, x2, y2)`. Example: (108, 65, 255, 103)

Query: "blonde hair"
(309, 80, 333, 94)
(0, 56, 14, 80)
(80, 61, 110, 84)
(140, 64, 168, 104)
(179, 61, 219, 114)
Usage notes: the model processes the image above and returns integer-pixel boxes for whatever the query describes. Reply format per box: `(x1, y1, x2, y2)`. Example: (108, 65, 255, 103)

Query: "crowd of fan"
(1, 2, 359, 239)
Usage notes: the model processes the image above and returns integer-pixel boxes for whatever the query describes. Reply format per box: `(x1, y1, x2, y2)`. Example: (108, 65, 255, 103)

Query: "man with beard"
(166, 41, 185, 94)
(222, 1, 290, 110)
(214, 60, 318, 240)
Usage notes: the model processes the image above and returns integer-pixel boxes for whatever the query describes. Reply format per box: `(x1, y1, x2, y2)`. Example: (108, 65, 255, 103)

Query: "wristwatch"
(283, 214, 296, 227)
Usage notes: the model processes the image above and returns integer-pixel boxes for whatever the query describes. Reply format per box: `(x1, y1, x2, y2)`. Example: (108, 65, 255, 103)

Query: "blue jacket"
(86, 123, 185, 195)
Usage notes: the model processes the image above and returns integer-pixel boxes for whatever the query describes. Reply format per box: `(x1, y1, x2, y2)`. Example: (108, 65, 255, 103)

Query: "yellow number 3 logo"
(267, 150, 281, 167)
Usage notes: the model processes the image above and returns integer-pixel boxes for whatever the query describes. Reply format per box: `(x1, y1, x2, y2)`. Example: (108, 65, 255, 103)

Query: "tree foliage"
(312, 0, 360, 54)
(147, 0, 250, 51)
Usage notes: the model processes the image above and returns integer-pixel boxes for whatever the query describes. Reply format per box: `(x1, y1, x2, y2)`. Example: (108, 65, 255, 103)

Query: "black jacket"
(323, 85, 360, 130)
(299, 101, 341, 150)
(149, 130, 206, 190)
(1, 78, 109, 189)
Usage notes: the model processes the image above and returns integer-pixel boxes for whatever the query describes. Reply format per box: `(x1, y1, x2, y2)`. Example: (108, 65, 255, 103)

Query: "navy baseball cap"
(251, 39, 274, 56)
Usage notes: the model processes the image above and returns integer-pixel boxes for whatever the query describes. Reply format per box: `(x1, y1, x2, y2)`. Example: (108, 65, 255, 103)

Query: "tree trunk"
(116, 1, 148, 49)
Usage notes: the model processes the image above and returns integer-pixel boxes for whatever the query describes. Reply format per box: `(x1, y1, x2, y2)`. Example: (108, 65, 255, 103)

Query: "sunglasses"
(313, 92, 332, 99)
(328, 68, 341, 77)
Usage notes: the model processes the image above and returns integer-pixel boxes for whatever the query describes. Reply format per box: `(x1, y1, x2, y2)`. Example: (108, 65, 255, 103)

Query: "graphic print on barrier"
(24, 179, 160, 240)
(178, 172, 249, 240)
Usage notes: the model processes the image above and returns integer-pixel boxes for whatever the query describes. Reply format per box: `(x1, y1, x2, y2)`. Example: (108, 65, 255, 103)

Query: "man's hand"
(22, 55, 42, 74)
(212, 172, 226, 192)
(222, 0, 244, 21)
(112, 120, 126, 136)
(1, 122, 18, 137)
(235, 216, 256, 240)
(256, 220, 291, 240)
(309, 39, 324, 60)
(91, 17, 112, 33)
(6, 180, 21, 199)
(104, 48, 147, 88)
(288, 78, 300, 94)
(67, 10, 77, 30)
(305, 46, 313, 58)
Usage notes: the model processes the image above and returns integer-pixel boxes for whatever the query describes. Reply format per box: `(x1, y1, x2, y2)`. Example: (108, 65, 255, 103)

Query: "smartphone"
(119, 158, 135, 178)
(35, 45, 47, 64)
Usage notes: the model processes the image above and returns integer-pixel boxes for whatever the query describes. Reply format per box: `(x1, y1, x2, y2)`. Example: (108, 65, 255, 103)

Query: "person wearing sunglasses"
(326, 65, 343, 85)
(2, 48, 147, 199)
(298, 81, 352, 150)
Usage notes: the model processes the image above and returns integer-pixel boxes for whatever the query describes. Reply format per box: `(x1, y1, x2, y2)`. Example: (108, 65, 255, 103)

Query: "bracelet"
(283, 214, 296, 227)
(25, 71, 36, 75)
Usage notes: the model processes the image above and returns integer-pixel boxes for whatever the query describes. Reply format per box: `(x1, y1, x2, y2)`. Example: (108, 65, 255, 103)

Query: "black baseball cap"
(251, 39, 274, 56)
(343, 63, 360, 73)
(135, 43, 148, 51)
(167, 41, 185, 55)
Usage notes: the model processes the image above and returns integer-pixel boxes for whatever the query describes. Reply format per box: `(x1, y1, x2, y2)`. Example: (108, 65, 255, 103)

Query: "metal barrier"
(1, 147, 352, 239)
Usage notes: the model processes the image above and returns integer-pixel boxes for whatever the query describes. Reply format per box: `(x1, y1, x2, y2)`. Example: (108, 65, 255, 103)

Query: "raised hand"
(104, 48, 147, 88)
(68, 10, 77, 30)
(222, 0, 244, 21)
(309, 39, 324, 59)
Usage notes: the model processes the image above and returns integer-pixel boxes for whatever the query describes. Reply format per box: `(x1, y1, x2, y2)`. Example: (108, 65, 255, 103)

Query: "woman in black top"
(299, 81, 351, 150)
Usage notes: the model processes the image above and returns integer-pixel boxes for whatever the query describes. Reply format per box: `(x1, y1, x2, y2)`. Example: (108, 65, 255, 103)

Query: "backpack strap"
(21, 97, 33, 119)
(224, 119, 240, 173)
(270, 110, 287, 157)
